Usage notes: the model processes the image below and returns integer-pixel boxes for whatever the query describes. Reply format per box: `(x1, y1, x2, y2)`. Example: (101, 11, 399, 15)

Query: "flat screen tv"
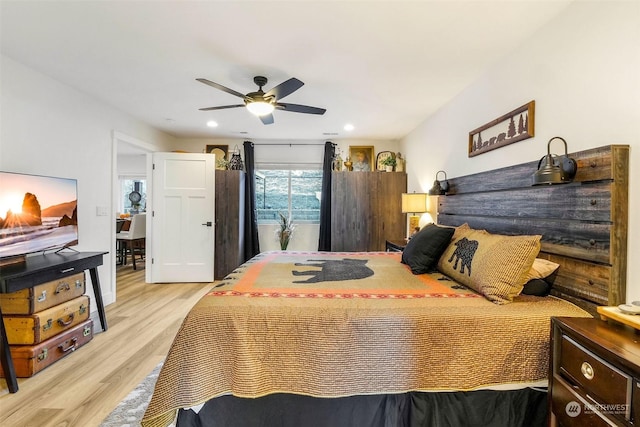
(0, 171, 78, 261)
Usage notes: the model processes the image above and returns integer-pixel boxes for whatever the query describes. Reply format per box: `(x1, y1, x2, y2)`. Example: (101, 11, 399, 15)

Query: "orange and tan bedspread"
(142, 251, 590, 427)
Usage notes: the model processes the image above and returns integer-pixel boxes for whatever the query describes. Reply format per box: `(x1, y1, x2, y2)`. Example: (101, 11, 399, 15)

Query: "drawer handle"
(581, 361, 594, 380)
(60, 267, 75, 274)
(57, 313, 75, 327)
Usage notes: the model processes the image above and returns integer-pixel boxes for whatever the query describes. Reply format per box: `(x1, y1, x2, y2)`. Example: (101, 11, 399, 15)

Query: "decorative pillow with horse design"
(437, 225, 541, 304)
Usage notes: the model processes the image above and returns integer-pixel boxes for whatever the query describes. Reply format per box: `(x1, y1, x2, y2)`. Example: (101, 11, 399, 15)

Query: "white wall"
(400, 1, 640, 302)
(0, 55, 175, 309)
(117, 154, 147, 176)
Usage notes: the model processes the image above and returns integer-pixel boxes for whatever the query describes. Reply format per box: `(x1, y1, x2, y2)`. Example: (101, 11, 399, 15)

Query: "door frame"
(111, 131, 157, 300)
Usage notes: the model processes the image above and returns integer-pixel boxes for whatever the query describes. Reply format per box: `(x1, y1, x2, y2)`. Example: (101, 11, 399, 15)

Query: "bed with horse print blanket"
(141, 251, 589, 427)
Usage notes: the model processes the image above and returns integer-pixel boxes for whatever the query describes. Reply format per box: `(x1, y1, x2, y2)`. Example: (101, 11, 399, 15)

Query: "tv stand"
(0, 251, 107, 393)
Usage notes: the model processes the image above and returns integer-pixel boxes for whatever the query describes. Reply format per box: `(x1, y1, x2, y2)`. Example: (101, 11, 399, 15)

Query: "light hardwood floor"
(0, 265, 215, 427)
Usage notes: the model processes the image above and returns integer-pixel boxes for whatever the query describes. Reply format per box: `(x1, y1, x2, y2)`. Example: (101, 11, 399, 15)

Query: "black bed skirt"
(176, 387, 547, 427)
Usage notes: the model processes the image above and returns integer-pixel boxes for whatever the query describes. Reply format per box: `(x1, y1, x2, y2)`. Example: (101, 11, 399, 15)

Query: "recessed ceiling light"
(344, 123, 355, 132)
(207, 120, 218, 128)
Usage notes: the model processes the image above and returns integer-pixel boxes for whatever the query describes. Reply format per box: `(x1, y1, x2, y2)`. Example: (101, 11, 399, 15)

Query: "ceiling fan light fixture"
(246, 101, 275, 116)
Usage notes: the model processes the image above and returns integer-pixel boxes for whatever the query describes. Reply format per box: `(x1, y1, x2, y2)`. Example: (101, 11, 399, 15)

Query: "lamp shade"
(401, 193, 428, 213)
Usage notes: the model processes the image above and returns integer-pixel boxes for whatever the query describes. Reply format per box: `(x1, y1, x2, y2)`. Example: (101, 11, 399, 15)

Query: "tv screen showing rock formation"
(0, 171, 78, 259)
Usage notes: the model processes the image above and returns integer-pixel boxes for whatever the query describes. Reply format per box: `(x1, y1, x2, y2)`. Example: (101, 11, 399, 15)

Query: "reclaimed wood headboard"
(437, 144, 629, 316)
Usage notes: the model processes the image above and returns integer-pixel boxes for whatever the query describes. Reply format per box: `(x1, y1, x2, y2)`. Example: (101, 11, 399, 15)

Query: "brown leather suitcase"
(3, 295, 90, 345)
(0, 272, 85, 314)
(0, 319, 93, 378)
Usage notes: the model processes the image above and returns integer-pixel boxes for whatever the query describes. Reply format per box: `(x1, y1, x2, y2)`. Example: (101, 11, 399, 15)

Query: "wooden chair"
(116, 213, 146, 270)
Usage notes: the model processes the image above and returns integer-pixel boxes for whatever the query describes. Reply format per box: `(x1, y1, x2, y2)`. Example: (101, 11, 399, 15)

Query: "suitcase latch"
(43, 319, 53, 331)
(75, 279, 83, 289)
(37, 348, 48, 362)
(37, 291, 47, 302)
(83, 325, 91, 337)
(79, 304, 87, 315)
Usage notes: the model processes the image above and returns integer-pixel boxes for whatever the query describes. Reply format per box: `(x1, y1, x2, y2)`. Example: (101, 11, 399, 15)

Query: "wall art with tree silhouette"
(468, 101, 535, 157)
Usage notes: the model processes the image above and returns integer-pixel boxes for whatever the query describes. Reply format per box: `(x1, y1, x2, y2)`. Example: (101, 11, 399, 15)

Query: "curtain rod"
(253, 143, 330, 147)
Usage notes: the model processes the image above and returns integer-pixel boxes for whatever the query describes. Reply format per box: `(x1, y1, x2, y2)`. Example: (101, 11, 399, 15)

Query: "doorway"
(111, 132, 155, 303)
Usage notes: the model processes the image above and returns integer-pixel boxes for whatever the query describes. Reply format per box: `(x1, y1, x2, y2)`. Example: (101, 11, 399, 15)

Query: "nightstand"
(549, 316, 640, 426)
(385, 239, 407, 252)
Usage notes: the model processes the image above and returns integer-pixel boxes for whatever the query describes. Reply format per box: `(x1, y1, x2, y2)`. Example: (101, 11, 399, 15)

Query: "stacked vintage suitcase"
(0, 272, 93, 378)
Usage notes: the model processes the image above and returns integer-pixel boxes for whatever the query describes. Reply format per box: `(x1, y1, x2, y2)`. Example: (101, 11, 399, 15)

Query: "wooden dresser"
(550, 316, 640, 426)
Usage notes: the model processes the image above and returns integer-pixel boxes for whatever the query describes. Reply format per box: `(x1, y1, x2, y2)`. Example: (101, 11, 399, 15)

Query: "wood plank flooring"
(0, 265, 215, 427)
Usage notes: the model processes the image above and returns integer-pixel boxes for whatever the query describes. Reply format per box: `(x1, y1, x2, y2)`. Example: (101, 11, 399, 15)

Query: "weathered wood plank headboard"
(437, 144, 629, 316)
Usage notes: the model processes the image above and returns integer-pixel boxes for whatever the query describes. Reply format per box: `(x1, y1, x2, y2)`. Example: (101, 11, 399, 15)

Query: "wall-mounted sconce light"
(428, 170, 449, 195)
(532, 137, 577, 185)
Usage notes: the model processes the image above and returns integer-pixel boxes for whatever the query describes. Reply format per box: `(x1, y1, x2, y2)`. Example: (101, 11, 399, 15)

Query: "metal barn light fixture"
(428, 170, 449, 195)
(532, 137, 577, 185)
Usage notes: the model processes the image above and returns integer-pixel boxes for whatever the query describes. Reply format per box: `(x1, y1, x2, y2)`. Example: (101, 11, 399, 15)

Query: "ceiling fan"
(196, 76, 326, 125)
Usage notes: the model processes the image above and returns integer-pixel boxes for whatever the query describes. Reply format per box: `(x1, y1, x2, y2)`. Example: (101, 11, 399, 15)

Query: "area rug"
(100, 363, 174, 427)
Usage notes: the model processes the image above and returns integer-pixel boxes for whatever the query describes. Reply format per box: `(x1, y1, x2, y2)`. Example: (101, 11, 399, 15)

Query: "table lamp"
(401, 193, 428, 238)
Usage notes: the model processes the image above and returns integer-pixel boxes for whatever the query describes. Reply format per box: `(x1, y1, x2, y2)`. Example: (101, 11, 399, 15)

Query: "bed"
(141, 144, 628, 427)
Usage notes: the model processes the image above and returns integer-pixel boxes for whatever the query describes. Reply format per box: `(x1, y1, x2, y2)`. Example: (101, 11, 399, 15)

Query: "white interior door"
(149, 152, 215, 283)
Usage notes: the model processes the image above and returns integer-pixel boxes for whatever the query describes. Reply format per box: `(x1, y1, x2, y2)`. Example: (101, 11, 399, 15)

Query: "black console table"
(0, 251, 108, 393)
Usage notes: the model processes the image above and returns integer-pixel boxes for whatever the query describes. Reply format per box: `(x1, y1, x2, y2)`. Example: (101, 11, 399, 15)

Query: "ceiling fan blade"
(196, 78, 249, 100)
(198, 104, 245, 111)
(265, 78, 304, 100)
(259, 113, 274, 125)
(277, 103, 326, 115)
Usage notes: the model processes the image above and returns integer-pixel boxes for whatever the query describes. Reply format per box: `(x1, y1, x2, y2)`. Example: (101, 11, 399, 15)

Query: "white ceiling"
(1, 1, 573, 141)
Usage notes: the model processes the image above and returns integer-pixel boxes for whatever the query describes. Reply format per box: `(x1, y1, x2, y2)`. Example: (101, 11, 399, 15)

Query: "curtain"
(318, 141, 335, 251)
(243, 141, 260, 260)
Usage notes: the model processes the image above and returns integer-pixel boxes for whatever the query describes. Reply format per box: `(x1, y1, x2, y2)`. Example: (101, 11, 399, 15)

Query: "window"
(256, 169, 323, 223)
(120, 177, 147, 215)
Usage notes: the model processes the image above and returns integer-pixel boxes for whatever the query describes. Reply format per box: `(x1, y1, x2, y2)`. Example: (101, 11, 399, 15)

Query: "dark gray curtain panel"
(318, 141, 335, 251)
(243, 141, 260, 260)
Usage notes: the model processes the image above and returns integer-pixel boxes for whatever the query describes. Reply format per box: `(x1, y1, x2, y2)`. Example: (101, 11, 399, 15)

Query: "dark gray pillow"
(401, 224, 455, 274)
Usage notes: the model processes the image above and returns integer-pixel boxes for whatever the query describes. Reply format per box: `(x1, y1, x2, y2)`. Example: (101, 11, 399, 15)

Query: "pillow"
(522, 278, 552, 296)
(401, 224, 455, 274)
(437, 227, 541, 304)
(524, 258, 560, 282)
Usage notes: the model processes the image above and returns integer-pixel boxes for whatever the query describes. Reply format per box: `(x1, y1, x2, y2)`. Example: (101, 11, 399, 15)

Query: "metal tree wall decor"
(468, 100, 535, 157)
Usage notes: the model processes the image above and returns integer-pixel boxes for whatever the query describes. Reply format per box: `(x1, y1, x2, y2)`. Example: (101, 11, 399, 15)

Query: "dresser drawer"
(551, 375, 611, 427)
(559, 335, 631, 411)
